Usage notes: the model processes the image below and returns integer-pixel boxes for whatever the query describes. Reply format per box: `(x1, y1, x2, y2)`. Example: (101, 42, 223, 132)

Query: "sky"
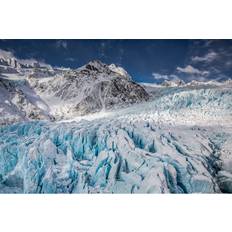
(0, 39, 232, 83)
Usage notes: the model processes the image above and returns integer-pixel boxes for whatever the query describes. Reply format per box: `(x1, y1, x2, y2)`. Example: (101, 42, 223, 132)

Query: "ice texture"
(0, 105, 231, 193)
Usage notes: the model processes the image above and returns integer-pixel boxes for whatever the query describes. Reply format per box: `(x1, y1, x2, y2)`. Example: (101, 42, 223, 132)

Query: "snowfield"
(0, 83, 232, 193)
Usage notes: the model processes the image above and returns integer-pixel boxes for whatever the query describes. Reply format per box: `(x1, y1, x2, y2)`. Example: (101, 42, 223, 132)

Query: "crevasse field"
(1, 84, 232, 193)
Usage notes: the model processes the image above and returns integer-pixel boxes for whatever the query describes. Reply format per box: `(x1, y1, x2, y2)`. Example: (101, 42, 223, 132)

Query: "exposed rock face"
(0, 57, 150, 124)
(27, 60, 150, 119)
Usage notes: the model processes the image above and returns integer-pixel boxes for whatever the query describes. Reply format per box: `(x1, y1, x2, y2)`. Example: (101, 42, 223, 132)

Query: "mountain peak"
(79, 60, 131, 80)
(85, 60, 106, 70)
(108, 63, 131, 80)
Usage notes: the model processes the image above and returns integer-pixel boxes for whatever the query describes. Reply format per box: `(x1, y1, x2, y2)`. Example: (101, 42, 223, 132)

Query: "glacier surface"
(0, 84, 232, 193)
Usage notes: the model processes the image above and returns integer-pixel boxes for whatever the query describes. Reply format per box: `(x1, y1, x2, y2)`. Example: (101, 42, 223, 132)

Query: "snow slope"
(0, 77, 52, 125)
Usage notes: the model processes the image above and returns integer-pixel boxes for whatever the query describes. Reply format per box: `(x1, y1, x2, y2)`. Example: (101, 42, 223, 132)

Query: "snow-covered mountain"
(0, 51, 232, 193)
(161, 79, 185, 87)
(28, 60, 149, 119)
(0, 55, 149, 125)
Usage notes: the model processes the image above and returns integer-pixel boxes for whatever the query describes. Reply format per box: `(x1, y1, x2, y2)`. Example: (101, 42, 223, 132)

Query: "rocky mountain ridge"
(0, 53, 149, 125)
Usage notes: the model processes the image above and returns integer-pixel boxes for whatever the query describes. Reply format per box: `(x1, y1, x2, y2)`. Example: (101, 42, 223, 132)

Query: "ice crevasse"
(0, 118, 230, 193)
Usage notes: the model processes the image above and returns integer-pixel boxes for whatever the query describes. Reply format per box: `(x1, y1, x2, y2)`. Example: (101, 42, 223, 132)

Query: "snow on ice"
(0, 54, 232, 193)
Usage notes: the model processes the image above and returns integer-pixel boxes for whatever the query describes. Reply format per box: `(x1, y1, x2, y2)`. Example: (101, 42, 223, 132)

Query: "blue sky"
(0, 39, 232, 83)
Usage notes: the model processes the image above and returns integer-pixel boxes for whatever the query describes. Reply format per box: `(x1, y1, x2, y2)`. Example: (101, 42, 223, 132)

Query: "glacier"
(0, 85, 232, 193)
(1, 50, 232, 193)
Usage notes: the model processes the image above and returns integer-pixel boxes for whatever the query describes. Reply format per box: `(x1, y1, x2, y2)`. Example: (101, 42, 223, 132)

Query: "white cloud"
(152, 72, 169, 80)
(152, 73, 182, 82)
(55, 40, 68, 49)
(0, 48, 50, 68)
(0, 49, 14, 59)
(177, 65, 209, 76)
(191, 51, 218, 63)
